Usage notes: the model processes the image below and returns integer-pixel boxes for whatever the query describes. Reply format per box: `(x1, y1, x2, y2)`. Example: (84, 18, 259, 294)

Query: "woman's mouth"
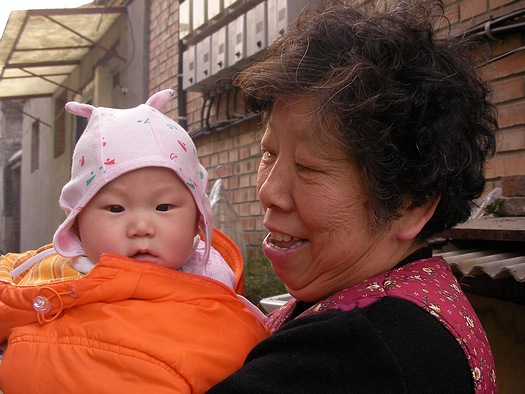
(265, 232, 306, 249)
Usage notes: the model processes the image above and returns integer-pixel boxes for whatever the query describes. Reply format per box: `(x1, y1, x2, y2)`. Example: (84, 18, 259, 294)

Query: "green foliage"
(484, 198, 504, 216)
(244, 257, 287, 306)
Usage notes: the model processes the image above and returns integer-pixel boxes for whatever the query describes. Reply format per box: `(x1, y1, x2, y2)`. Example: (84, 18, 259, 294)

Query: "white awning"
(0, 6, 125, 99)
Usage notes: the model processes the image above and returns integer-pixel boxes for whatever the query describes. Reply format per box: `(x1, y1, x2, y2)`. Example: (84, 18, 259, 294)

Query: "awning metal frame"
(0, 6, 126, 100)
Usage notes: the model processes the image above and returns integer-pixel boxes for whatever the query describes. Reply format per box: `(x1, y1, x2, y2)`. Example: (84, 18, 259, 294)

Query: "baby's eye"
(156, 204, 172, 212)
(107, 205, 124, 213)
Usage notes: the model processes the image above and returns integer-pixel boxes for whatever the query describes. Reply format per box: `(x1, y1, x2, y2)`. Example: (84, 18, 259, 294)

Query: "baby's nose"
(127, 216, 155, 238)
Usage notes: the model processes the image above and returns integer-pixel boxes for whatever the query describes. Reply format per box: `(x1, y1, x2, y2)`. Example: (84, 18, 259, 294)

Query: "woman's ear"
(395, 196, 441, 241)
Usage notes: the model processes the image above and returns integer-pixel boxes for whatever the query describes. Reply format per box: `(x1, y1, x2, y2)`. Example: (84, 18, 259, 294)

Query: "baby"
(0, 89, 268, 393)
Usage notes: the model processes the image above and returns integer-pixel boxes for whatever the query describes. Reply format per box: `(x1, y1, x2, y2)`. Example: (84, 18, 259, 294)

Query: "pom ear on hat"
(145, 89, 175, 110)
(65, 88, 174, 117)
(65, 102, 95, 119)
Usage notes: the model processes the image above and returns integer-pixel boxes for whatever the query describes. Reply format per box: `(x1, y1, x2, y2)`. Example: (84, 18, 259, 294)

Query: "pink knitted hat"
(53, 89, 213, 264)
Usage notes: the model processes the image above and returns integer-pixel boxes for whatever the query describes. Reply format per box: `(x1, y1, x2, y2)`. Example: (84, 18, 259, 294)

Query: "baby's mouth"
(266, 232, 306, 249)
(131, 251, 157, 261)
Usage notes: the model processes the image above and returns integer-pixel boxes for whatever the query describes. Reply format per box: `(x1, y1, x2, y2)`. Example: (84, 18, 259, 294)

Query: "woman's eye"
(261, 150, 275, 161)
(156, 204, 172, 212)
(296, 162, 312, 172)
(107, 205, 124, 213)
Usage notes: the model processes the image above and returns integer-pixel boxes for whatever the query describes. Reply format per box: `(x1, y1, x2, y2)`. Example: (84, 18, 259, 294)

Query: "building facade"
(0, 0, 523, 255)
(0, 2, 149, 251)
(149, 0, 525, 259)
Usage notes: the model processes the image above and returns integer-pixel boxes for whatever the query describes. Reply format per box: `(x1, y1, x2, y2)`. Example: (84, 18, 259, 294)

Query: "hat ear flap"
(145, 89, 175, 110)
(65, 102, 95, 119)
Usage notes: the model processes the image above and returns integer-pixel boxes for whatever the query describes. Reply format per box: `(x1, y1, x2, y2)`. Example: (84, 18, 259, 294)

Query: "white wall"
(20, 98, 71, 250)
(18, 5, 149, 251)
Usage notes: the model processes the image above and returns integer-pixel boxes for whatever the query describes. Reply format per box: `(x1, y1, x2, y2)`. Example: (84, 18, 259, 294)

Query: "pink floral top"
(266, 256, 497, 393)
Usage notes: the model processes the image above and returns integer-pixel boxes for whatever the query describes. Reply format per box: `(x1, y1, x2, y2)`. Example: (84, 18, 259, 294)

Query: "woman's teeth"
(268, 232, 305, 249)
(270, 232, 296, 242)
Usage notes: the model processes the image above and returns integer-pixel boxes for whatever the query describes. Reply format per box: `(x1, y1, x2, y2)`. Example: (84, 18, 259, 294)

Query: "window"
(31, 121, 40, 172)
(54, 91, 67, 158)
(75, 114, 88, 143)
(74, 100, 91, 144)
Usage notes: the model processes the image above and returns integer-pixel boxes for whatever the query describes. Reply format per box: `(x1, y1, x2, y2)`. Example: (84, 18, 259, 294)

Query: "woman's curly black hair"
(234, 0, 498, 241)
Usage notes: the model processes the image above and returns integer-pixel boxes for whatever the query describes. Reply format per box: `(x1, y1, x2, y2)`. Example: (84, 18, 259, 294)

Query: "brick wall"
(148, 0, 267, 259)
(196, 118, 267, 259)
(446, 0, 525, 189)
(149, 0, 525, 258)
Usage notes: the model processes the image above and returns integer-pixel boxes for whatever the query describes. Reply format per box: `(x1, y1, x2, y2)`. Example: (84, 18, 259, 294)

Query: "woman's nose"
(257, 161, 294, 212)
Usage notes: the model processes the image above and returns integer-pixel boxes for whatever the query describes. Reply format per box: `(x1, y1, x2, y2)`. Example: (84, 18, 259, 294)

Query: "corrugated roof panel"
(435, 247, 525, 283)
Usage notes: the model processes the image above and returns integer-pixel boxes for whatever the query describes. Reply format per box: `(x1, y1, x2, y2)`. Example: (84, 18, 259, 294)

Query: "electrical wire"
(462, 8, 525, 39)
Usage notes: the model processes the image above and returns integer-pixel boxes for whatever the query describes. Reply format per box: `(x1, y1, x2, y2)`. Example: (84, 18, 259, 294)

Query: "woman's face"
(258, 99, 406, 302)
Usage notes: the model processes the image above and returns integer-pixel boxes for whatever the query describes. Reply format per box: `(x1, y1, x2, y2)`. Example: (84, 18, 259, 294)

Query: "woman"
(209, 0, 497, 392)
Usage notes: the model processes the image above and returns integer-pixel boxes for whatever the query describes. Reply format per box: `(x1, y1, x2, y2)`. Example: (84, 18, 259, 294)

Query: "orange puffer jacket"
(0, 230, 269, 393)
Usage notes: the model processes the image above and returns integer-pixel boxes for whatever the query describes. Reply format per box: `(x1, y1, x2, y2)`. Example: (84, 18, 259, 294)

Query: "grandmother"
(209, 0, 498, 392)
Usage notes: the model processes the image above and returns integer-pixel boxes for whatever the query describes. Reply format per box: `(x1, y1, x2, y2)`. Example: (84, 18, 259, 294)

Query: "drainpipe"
(177, 39, 188, 130)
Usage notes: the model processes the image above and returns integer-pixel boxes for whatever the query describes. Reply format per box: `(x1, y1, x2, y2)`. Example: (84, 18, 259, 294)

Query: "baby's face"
(77, 167, 198, 269)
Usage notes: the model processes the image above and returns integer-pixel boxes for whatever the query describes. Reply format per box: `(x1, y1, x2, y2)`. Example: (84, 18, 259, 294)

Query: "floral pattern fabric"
(266, 256, 497, 393)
